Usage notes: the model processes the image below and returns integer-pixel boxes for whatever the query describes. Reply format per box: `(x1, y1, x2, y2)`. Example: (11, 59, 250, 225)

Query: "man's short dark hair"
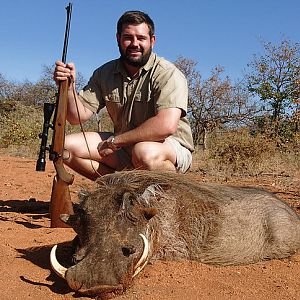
(117, 11, 155, 37)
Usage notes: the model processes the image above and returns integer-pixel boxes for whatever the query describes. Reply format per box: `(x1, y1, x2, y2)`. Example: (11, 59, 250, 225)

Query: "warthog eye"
(122, 245, 136, 257)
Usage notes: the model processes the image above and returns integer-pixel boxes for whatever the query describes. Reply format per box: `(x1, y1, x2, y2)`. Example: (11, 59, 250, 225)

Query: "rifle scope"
(36, 103, 55, 171)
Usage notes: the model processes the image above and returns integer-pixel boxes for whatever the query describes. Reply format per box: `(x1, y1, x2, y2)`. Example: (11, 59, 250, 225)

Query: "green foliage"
(251, 114, 300, 146)
(247, 39, 300, 125)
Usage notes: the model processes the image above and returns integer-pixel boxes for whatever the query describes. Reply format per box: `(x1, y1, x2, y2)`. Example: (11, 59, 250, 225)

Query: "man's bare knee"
(131, 143, 153, 169)
(132, 143, 175, 171)
(134, 157, 156, 170)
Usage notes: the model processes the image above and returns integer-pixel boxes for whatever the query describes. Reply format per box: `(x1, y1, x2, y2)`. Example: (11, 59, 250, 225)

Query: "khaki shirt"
(79, 52, 194, 152)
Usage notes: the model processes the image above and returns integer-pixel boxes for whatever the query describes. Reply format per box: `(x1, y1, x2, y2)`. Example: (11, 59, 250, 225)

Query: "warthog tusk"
(50, 245, 67, 279)
(133, 233, 149, 278)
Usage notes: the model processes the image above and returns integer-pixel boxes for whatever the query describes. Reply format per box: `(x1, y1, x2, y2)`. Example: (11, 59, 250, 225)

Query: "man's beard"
(118, 43, 152, 67)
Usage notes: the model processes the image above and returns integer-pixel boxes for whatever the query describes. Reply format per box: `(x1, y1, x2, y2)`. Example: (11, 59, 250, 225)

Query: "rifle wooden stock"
(50, 79, 74, 228)
(50, 162, 74, 228)
(51, 80, 69, 155)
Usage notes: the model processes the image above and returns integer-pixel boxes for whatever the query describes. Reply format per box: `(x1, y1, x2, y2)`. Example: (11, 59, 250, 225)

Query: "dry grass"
(190, 128, 300, 182)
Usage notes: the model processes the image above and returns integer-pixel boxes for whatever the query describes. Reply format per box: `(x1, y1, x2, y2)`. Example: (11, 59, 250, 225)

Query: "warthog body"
(51, 170, 300, 297)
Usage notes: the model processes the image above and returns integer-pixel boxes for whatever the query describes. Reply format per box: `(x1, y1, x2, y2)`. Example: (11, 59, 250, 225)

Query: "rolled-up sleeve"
(153, 66, 188, 117)
(78, 68, 105, 113)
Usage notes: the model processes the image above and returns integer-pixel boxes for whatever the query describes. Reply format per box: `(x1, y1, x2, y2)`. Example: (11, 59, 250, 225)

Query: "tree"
(246, 39, 300, 136)
(175, 57, 256, 148)
(0, 65, 87, 106)
(0, 73, 17, 100)
(32, 64, 86, 105)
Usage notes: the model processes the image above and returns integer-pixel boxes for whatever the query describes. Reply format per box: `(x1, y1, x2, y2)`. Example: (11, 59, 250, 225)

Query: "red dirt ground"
(0, 154, 300, 300)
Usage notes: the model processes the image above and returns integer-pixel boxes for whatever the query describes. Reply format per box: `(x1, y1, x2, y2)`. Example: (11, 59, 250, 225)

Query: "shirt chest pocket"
(131, 92, 155, 126)
(104, 91, 120, 103)
(104, 91, 123, 125)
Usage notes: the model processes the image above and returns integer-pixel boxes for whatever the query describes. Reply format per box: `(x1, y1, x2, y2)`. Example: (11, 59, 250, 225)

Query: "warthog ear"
(140, 184, 166, 201)
(141, 207, 158, 220)
(60, 213, 81, 229)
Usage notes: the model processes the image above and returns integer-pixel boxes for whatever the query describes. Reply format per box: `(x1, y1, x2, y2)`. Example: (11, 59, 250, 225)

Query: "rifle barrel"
(62, 3, 72, 64)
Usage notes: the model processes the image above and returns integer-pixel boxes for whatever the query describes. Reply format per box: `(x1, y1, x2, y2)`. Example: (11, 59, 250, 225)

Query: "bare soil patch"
(0, 154, 300, 300)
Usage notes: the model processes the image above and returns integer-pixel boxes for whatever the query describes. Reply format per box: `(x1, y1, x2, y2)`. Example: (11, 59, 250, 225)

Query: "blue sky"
(1, 0, 299, 83)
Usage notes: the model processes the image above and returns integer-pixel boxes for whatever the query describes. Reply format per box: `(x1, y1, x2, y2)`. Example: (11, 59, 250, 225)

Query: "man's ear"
(116, 33, 121, 43)
(151, 35, 156, 47)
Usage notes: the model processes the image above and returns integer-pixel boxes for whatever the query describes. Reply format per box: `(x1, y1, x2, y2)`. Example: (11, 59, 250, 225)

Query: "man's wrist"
(106, 135, 121, 151)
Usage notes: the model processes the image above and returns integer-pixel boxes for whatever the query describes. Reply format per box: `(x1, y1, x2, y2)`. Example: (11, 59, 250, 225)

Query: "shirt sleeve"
(153, 65, 188, 117)
(78, 68, 105, 113)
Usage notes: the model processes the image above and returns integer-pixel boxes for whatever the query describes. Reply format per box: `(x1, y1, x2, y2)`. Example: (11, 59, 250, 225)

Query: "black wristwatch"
(106, 135, 121, 151)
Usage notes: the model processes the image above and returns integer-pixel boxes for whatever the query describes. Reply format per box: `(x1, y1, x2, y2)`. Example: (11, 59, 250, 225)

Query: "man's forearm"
(113, 108, 181, 147)
(66, 86, 93, 124)
(114, 122, 165, 147)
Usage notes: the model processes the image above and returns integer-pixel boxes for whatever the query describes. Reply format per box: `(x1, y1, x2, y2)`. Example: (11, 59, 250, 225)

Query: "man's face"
(117, 23, 156, 67)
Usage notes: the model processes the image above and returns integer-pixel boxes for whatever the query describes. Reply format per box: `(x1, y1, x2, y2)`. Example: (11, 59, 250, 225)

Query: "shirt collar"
(142, 52, 156, 71)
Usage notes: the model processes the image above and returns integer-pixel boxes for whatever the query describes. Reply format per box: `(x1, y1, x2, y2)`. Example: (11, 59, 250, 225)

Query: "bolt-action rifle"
(36, 3, 74, 228)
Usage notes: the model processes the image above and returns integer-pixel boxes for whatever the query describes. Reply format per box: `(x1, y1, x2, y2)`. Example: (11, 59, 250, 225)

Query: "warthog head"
(50, 173, 162, 297)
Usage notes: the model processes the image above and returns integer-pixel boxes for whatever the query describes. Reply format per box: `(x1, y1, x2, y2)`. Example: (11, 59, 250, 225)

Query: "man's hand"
(97, 140, 115, 158)
(53, 61, 76, 85)
(97, 136, 120, 158)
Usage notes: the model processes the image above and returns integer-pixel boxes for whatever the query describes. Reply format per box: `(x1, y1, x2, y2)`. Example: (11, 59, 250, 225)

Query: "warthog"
(50, 170, 300, 297)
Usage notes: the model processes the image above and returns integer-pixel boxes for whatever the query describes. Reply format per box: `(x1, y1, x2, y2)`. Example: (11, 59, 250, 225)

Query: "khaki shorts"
(104, 133, 192, 173)
(166, 137, 192, 173)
